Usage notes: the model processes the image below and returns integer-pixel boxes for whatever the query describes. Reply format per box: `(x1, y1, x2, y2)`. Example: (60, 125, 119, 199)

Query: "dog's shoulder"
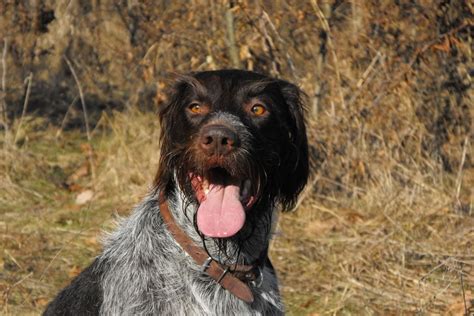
(43, 258, 105, 316)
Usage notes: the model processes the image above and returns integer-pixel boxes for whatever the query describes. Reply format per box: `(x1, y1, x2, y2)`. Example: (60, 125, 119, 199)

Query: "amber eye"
(189, 103, 202, 114)
(251, 104, 266, 116)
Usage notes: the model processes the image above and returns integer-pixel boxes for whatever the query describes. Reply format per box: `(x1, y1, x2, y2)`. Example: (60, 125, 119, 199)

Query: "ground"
(1, 110, 472, 314)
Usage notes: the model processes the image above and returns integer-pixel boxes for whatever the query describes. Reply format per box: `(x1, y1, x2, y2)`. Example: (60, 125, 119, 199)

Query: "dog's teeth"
(203, 179, 210, 195)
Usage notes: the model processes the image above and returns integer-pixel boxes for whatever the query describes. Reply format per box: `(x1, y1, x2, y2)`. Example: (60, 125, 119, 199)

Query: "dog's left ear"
(277, 81, 309, 211)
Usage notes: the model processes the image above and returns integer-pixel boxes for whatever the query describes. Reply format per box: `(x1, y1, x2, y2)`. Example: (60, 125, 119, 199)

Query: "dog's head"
(155, 70, 308, 239)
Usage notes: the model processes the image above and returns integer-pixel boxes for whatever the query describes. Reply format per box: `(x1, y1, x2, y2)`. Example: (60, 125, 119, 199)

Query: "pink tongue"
(197, 183, 245, 238)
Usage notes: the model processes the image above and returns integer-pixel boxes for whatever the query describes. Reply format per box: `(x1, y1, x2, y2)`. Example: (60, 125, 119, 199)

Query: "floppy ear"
(154, 82, 179, 196)
(154, 74, 208, 198)
(154, 76, 192, 196)
(277, 81, 309, 211)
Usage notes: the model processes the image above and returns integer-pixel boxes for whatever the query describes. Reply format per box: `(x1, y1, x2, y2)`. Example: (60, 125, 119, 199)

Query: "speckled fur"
(98, 190, 283, 315)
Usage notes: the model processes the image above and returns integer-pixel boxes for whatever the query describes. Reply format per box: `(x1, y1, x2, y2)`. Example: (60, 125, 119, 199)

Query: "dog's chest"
(100, 254, 282, 315)
(98, 195, 283, 315)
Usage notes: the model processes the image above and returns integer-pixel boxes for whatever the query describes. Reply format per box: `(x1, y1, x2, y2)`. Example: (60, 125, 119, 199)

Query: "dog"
(44, 69, 309, 315)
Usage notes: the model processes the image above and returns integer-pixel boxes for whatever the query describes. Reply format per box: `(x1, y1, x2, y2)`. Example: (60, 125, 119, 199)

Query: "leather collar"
(159, 194, 263, 304)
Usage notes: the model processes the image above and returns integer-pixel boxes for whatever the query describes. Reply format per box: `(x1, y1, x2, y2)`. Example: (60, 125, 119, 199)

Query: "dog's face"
(156, 70, 308, 239)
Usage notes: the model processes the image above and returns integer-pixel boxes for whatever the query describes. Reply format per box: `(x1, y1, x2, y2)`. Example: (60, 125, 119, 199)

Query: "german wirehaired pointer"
(45, 69, 309, 315)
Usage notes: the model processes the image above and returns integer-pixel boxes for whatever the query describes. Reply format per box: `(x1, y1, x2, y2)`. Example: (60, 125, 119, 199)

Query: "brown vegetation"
(1, 0, 473, 314)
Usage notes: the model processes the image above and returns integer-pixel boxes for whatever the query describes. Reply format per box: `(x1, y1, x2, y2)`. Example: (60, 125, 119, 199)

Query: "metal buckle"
(200, 257, 213, 273)
(217, 267, 230, 284)
(250, 267, 263, 288)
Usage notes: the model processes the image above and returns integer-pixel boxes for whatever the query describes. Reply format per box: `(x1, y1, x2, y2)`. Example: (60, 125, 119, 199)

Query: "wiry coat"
(45, 70, 309, 315)
(99, 192, 283, 315)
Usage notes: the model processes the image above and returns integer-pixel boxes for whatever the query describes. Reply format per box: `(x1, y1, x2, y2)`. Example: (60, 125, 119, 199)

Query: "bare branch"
(1, 38, 8, 131)
(310, 0, 346, 110)
(14, 72, 33, 144)
(225, 1, 241, 69)
(63, 55, 96, 182)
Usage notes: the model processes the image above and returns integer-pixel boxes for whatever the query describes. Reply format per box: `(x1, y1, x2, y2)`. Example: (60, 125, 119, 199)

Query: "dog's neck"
(166, 187, 276, 265)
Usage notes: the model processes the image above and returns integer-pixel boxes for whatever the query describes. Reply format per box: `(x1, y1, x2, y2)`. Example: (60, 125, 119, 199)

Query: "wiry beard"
(157, 143, 276, 264)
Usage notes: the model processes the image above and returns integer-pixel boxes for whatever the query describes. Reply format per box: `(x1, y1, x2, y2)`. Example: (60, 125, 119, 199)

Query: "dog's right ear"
(154, 75, 206, 197)
(154, 76, 187, 196)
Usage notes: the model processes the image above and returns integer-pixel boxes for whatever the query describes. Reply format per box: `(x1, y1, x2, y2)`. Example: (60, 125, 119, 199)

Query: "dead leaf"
(84, 236, 99, 247)
(80, 143, 93, 155)
(446, 290, 473, 315)
(305, 218, 341, 236)
(345, 209, 365, 223)
(75, 190, 94, 205)
(432, 37, 450, 53)
(68, 183, 83, 192)
(68, 265, 82, 278)
(35, 297, 49, 307)
(239, 45, 251, 60)
(67, 163, 89, 185)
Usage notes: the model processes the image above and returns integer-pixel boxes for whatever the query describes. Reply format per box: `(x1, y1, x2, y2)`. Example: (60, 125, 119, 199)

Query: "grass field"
(1, 108, 472, 315)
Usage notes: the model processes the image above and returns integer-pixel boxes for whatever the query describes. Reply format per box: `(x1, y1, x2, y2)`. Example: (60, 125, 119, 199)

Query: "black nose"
(199, 124, 239, 156)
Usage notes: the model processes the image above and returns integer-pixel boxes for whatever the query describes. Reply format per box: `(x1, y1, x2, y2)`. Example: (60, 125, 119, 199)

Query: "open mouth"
(190, 168, 256, 238)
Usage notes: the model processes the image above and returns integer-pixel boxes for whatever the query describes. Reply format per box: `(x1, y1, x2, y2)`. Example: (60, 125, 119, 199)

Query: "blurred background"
(0, 0, 472, 314)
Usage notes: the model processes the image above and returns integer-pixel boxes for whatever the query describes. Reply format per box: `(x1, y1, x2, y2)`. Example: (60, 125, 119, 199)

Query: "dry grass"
(1, 0, 473, 315)
(275, 172, 474, 314)
(1, 109, 472, 315)
(0, 111, 160, 314)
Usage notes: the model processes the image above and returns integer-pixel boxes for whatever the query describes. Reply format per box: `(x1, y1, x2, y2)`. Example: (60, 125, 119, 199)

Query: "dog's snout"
(200, 125, 239, 156)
